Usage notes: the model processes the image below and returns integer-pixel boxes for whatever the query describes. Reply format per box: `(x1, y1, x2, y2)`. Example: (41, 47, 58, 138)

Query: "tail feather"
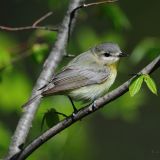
(22, 94, 43, 109)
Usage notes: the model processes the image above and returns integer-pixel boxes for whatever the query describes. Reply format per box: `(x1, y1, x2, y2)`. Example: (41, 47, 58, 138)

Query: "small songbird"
(24, 42, 127, 110)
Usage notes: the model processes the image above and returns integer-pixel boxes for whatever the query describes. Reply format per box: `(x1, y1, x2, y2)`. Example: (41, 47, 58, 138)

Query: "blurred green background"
(0, 0, 160, 159)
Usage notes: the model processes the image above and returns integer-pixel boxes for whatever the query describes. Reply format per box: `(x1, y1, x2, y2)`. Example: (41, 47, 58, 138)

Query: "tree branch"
(5, 0, 84, 159)
(17, 55, 160, 160)
(0, 12, 58, 32)
(68, 0, 117, 41)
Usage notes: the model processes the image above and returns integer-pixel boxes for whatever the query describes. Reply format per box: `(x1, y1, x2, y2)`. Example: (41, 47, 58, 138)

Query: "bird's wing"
(42, 66, 110, 96)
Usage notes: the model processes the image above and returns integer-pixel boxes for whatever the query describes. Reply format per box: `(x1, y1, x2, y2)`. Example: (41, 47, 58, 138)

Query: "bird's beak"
(119, 52, 128, 57)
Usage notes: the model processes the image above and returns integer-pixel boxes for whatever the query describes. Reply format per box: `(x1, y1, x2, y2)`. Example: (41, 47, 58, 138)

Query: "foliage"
(41, 108, 60, 130)
(129, 74, 157, 97)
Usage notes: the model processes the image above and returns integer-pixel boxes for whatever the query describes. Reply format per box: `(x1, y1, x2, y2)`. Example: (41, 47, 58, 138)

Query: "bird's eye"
(104, 53, 110, 57)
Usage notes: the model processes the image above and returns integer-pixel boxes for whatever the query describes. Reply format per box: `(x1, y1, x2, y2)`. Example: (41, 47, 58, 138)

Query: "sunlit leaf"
(144, 74, 157, 95)
(129, 75, 144, 97)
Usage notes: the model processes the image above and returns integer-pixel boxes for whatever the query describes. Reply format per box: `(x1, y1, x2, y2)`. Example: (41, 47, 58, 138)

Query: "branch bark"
(17, 55, 160, 160)
(5, 0, 84, 159)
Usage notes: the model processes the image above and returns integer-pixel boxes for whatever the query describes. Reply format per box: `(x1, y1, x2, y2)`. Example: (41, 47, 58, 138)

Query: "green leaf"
(144, 74, 157, 95)
(129, 75, 144, 97)
(41, 108, 60, 130)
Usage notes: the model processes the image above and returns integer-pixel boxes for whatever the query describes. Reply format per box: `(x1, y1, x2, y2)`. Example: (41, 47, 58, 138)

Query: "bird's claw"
(92, 101, 97, 111)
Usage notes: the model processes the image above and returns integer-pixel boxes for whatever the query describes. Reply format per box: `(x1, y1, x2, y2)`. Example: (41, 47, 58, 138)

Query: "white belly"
(69, 69, 117, 101)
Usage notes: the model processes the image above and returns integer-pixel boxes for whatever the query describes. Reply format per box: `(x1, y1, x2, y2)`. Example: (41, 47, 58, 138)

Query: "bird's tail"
(22, 94, 43, 109)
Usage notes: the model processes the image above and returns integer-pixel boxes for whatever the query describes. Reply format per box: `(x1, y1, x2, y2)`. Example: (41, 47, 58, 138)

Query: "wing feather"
(42, 66, 110, 96)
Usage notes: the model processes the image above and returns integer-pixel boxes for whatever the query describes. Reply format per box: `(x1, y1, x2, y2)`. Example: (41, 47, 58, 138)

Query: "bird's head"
(92, 42, 127, 65)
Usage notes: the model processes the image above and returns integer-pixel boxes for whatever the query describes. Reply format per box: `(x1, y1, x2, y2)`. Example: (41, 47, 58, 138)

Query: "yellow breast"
(69, 63, 118, 102)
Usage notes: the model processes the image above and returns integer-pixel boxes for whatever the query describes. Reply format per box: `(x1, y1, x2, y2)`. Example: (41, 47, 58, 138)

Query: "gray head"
(92, 42, 127, 65)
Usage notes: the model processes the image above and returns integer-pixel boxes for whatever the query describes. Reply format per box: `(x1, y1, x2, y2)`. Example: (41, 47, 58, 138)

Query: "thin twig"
(33, 12, 53, 27)
(17, 55, 160, 160)
(0, 12, 58, 32)
(0, 25, 58, 31)
(68, 0, 117, 41)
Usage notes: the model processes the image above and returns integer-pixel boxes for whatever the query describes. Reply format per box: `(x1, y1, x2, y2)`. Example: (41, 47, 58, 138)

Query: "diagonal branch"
(5, 0, 84, 159)
(17, 55, 160, 160)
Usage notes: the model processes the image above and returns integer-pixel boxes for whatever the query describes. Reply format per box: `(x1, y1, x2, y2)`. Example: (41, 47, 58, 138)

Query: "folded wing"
(42, 66, 110, 96)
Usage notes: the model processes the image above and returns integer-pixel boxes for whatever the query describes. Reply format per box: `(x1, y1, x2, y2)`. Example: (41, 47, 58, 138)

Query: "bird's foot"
(91, 101, 97, 111)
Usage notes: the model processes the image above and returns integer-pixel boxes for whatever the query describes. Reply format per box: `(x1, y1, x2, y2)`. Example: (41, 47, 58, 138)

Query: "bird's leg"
(67, 96, 78, 114)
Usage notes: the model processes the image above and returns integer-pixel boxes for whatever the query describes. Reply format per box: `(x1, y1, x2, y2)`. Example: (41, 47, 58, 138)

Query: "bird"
(23, 42, 127, 111)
